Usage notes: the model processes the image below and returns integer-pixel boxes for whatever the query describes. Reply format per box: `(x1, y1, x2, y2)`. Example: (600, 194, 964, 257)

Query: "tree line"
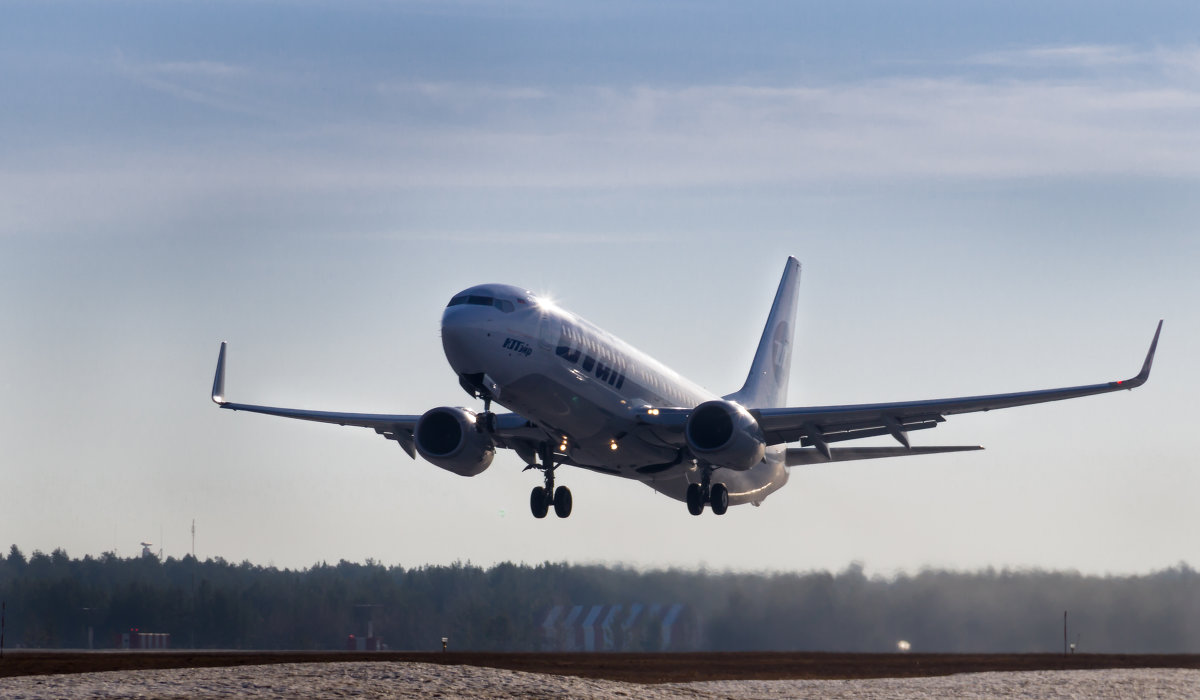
(1, 545, 1196, 652)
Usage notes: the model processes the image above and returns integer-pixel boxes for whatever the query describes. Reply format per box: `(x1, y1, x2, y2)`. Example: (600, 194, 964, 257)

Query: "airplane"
(211, 257, 1161, 518)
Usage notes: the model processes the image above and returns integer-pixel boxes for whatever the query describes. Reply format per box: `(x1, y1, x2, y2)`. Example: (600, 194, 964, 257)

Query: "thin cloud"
(150, 60, 247, 78)
(329, 230, 674, 243)
(376, 81, 549, 101)
(972, 44, 1146, 68)
(6, 43, 1200, 237)
(1157, 47, 1200, 75)
(335, 74, 1200, 185)
(110, 53, 278, 121)
(971, 43, 1200, 77)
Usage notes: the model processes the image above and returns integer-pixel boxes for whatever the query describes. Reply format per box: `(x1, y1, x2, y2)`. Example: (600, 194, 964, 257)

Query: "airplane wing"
(753, 321, 1162, 457)
(210, 342, 543, 459)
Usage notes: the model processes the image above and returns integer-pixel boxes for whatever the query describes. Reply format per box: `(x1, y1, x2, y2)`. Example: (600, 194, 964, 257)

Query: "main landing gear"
(529, 443, 572, 519)
(686, 470, 728, 516)
(471, 391, 569, 519)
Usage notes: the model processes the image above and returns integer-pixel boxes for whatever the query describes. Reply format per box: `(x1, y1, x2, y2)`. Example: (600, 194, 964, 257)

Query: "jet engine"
(414, 407, 495, 476)
(684, 400, 765, 470)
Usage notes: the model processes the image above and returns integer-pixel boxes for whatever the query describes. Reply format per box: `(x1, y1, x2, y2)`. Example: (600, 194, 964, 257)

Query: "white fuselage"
(440, 284, 789, 506)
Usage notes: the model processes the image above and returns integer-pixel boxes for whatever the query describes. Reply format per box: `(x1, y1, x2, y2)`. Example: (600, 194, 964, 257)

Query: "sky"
(1, 0, 1197, 575)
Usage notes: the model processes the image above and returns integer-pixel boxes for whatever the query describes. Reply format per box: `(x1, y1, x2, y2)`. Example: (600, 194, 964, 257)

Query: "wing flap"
(786, 445, 983, 466)
(218, 400, 421, 431)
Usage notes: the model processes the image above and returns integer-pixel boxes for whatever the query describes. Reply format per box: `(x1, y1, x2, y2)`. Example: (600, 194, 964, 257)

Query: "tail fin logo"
(772, 321, 790, 377)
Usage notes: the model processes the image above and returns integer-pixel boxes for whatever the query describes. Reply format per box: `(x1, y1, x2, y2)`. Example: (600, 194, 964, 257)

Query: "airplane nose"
(441, 308, 487, 374)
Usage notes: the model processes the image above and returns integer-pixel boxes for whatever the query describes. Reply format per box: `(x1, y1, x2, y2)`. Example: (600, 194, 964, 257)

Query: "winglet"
(1119, 320, 1162, 389)
(212, 341, 228, 404)
(1128, 324, 1156, 389)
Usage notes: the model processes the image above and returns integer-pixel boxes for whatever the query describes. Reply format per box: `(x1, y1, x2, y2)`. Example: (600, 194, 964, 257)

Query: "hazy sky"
(2, 1, 1197, 575)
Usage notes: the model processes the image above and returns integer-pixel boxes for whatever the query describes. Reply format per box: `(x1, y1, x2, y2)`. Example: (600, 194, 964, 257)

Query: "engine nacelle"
(685, 400, 766, 470)
(414, 407, 495, 477)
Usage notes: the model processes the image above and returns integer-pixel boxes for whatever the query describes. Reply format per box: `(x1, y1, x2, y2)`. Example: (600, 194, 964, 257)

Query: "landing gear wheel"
(553, 486, 573, 518)
(710, 483, 729, 515)
(686, 483, 705, 516)
(530, 486, 549, 518)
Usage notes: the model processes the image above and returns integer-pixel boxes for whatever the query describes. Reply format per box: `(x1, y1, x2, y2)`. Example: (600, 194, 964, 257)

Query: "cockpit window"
(447, 294, 516, 312)
(448, 295, 496, 307)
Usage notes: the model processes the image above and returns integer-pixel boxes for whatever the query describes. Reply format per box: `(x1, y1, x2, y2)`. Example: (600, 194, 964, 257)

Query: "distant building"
(345, 634, 385, 651)
(119, 630, 170, 649)
(345, 604, 385, 651)
(540, 603, 698, 651)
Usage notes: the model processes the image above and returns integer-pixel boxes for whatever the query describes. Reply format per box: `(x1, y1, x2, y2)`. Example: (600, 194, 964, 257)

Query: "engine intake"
(414, 407, 495, 477)
(685, 400, 765, 470)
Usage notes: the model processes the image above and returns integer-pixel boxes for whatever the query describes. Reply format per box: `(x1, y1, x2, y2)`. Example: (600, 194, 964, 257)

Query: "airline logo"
(555, 336, 627, 389)
(772, 321, 789, 377)
(503, 338, 533, 357)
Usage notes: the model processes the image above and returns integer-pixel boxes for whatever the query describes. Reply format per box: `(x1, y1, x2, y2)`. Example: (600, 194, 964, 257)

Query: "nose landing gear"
(478, 394, 497, 434)
(529, 443, 572, 519)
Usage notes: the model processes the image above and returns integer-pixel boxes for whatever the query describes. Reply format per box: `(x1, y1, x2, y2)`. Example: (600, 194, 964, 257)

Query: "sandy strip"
(0, 662, 1197, 699)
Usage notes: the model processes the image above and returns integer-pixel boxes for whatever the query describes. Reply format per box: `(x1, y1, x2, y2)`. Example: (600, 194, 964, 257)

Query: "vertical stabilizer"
(724, 257, 801, 409)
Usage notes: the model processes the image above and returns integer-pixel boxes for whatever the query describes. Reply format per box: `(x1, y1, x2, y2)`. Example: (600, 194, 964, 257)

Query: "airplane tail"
(724, 257, 801, 409)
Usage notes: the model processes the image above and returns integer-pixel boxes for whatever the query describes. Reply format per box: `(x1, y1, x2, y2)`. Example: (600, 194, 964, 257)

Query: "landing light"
(609, 441, 618, 451)
(647, 408, 660, 416)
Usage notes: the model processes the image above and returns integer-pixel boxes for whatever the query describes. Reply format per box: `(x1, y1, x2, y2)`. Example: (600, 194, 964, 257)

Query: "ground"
(2, 651, 1198, 682)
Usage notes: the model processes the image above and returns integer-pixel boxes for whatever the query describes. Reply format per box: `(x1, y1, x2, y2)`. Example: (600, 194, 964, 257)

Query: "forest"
(1, 545, 1197, 653)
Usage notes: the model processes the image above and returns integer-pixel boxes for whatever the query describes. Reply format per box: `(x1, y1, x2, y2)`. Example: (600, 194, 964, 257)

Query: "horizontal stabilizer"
(785, 445, 983, 466)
